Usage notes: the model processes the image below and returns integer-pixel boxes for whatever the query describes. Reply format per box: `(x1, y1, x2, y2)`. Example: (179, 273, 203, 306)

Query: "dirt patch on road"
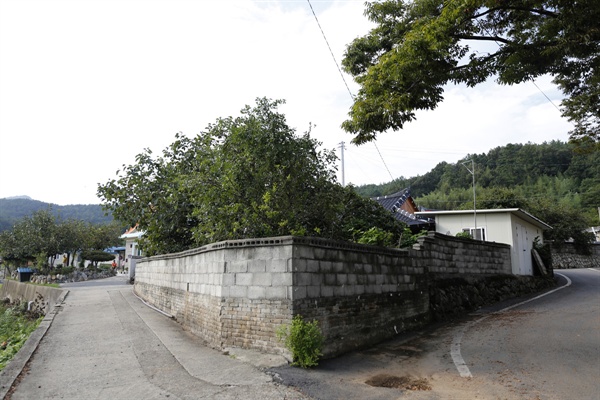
(365, 374, 432, 391)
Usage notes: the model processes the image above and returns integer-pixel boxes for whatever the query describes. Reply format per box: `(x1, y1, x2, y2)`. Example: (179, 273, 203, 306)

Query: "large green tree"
(98, 98, 404, 256)
(342, 0, 600, 148)
(0, 210, 122, 270)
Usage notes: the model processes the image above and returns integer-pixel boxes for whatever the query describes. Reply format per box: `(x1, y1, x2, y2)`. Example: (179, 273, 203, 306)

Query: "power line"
(373, 142, 394, 181)
(306, 0, 354, 100)
(474, 19, 563, 116)
(345, 145, 577, 167)
(306, 0, 395, 182)
(416, 193, 582, 205)
(530, 80, 562, 113)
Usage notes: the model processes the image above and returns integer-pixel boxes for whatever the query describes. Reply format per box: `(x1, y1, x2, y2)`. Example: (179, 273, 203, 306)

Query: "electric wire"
(306, 0, 354, 101)
(474, 19, 563, 115)
(306, 0, 395, 182)
(308, 2, 567, 185)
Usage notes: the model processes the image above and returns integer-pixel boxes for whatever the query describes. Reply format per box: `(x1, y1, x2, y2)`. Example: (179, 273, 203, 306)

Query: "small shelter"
(415, 208, 552, 276)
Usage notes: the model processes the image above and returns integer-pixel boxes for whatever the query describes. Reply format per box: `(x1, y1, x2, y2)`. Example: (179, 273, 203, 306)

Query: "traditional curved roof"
(373, 188, 434, 228)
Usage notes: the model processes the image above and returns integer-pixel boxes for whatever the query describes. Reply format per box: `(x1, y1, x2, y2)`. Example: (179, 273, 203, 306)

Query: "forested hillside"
(355, 141, 599, 224)
(0, 197, 112, 231)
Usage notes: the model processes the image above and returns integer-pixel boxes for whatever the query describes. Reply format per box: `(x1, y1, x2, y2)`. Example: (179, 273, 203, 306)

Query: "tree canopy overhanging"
(341, 0, 600, 148)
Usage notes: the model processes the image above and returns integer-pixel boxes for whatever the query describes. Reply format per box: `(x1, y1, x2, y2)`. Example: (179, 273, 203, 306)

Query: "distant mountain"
(3, 195, 33, 200)
(355, 140, 599, 221)
(0, 197, 113, 231)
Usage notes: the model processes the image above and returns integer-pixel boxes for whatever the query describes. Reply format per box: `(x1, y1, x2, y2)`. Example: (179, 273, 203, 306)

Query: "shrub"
(455, 231, 473, 239)
(400, 228, 428, 248)
(277, 315, 323, 368)
(54, 266, 75, 275)
(533, 236, 553, 269)
(354, 227, 395, 247)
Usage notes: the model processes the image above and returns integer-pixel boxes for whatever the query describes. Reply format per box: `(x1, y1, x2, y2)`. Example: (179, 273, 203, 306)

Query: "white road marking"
(451, 321, 477, 378)
(451, 272, 572, 378)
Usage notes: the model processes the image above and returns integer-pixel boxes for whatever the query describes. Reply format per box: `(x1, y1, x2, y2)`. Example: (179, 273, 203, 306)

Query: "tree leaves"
(342, 0, 600, 148)
(97, 98, 404, 256)
(0, 210, 122, 268)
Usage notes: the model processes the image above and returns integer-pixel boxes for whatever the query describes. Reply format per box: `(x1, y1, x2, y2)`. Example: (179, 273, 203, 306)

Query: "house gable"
(373, 188, 433, 231)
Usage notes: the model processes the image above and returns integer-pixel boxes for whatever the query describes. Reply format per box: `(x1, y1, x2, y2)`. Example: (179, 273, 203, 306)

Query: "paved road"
(4, 276, 307, 400)
(272, 268, 600, 399)
(458, 268, 600, 399)
(4, 269, 598, 399)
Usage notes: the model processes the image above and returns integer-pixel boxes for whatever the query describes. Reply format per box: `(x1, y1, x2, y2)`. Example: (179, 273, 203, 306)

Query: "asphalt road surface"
(272, 268, 600, 400)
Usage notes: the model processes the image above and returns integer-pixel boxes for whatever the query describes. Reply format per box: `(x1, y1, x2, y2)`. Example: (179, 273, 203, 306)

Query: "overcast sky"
(0, 0, 573, 206)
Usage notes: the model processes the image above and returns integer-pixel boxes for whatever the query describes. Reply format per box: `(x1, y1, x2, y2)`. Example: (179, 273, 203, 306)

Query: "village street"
(272, 268, 600, 399)
(3, 268, 598, 399)
(4, 275, 307, 400)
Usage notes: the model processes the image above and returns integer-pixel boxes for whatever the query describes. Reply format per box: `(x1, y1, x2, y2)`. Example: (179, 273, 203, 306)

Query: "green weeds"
(0, 300, 43, 371)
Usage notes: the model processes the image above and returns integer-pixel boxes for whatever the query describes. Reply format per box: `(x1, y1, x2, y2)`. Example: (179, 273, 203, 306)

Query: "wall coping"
(138, 232, 511, 264)
(138, 235, 411, 263)
(418, 231, 512, 249)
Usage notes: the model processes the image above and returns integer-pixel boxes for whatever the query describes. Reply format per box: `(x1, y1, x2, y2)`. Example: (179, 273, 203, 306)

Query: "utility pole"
(338, 141, 346, 186)
(462, 159, 477, 239)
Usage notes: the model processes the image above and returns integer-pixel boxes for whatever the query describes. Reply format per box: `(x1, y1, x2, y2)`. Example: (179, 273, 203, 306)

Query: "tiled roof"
(375, 188, 411, 213)
(373, 188, 434, 228)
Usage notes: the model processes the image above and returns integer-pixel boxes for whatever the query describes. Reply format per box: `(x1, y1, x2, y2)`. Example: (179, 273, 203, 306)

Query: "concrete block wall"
(413, 231, 512, 275)
(134, 233, 513, 357)
(287, 237, 429, 356)
(135, 237, 295, 353)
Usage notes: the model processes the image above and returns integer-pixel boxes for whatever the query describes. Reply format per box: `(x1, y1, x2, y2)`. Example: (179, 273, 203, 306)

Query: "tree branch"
(472, 6, 559, 20)
(451, 34, 513, 45)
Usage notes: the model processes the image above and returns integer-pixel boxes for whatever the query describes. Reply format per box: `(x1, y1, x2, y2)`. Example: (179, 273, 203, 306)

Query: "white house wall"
(435, 213, 511, 244)
(509, 214, 544, 275)
(432, 211, 546, 276)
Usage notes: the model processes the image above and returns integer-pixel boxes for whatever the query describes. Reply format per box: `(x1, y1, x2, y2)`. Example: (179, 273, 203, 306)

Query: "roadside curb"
(0, 289, 69, 400)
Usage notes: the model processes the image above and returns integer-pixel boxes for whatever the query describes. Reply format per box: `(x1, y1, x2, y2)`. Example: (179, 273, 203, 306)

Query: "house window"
(463, 227, 486, 240)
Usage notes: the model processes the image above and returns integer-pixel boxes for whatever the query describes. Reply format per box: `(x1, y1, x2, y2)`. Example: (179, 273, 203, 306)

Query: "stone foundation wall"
(552, 243, 600, 269)
(220, 298, 292, 353)
(429, 274, 555, 321)
(134, 233, 513, 357)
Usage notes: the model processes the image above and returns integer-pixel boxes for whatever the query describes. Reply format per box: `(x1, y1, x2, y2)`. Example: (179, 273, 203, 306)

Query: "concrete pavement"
(2, 275, 308, 400)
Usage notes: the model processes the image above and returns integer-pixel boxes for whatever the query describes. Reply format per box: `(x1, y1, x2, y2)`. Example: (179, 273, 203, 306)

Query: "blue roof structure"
(105, 246, 126, 254)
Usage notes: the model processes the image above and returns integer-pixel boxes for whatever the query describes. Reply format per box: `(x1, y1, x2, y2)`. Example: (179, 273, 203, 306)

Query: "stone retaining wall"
(552, 243, 600, 269)
(0, 280, 68, 315)
(134, 232, 514, 357)
(429, 275, 555, 321)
